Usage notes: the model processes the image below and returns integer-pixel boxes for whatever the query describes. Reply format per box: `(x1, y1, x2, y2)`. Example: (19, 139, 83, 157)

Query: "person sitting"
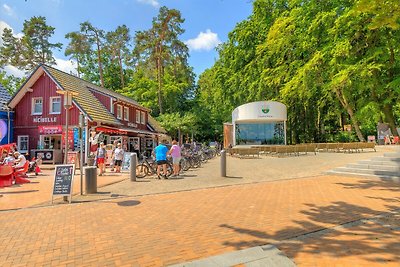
(0, 150, 8, 163)
(13, 151, 27, 169)
(3, 152, 16, 166)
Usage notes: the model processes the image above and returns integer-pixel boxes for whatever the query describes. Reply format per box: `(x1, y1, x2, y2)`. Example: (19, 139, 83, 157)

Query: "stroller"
(28, 157, 42, 175)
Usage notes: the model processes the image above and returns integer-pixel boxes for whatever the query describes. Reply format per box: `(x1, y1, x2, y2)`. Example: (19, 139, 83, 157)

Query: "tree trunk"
(335, 88, 365, 142)
(77, 58, 80, 78)
(157, 41, 163, 114)
(382, 104, 398, 136)
(95, 37, 104, 87)
(118, 51, 125, 88)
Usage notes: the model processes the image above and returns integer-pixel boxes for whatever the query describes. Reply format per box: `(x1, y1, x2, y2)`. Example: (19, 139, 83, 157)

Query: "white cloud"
(137, 0, 159, 7)
(0, 20, 23, 46)
(3, 65, 25, 78)
(55, 58, 77, 75)
(2, 4, 13, 16)
(185, 29, 221, 51)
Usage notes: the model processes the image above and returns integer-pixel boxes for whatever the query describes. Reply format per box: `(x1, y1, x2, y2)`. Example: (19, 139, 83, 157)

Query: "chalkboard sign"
(51, 164, 75, 204)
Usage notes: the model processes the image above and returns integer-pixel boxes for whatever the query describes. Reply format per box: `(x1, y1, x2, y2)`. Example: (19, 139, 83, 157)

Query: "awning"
(120, 127, 156, 135)
(96, 126, 127, 135)
(96, 126, 156, 136)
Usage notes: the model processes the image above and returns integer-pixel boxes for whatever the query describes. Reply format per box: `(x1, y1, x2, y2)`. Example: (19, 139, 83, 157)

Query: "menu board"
(52, 164, 75, 204)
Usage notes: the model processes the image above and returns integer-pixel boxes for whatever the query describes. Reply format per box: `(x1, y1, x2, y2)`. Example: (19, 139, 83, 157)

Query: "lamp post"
(56, 90, 79, 164)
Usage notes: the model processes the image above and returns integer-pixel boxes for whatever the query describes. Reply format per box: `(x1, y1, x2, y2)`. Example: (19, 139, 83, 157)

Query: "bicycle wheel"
(136, 164, 149, 178)
(181, 158, 190, 171)
(164, 162, 173, 177)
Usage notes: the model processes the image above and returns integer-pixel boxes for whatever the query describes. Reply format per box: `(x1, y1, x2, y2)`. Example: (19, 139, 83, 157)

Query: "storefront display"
(230, 101, 287, 146)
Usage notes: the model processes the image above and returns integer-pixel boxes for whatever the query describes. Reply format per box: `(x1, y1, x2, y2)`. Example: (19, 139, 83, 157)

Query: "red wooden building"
(8, 64, 166, 163)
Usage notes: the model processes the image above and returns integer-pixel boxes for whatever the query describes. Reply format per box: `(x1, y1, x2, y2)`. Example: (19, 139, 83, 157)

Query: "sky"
(0, 0, 253, 79)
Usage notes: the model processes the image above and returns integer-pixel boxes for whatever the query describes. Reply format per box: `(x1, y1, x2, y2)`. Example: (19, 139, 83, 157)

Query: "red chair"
(14, 161, 30, 184)
(0, 165, 14, 187)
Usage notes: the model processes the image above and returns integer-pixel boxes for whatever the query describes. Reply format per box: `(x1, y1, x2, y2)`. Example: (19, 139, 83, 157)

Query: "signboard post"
(51, 164, 75, 204)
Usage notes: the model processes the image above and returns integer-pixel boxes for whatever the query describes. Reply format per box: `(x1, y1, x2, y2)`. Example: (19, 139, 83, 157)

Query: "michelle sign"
(33, 117, 57, 123)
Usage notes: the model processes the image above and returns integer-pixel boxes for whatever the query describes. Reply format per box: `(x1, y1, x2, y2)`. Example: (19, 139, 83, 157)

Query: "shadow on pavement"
(0, 190, 39, 194)
(219, 178, 400, 265)
(225, 176, 243, 179)
(117, 200, 141, 207)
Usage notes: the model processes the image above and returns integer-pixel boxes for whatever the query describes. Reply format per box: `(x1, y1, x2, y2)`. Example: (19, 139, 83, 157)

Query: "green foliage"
(0, 16, 62, 72)
(0, 71, 25, 95)
(196, 0, 400, 143)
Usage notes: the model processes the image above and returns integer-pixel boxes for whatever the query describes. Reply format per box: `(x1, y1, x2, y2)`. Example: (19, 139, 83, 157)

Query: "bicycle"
(136, 155, 173, 179)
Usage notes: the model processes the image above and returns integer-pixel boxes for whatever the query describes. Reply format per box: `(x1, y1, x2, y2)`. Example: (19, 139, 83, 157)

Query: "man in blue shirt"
(154, 140, 168, 179)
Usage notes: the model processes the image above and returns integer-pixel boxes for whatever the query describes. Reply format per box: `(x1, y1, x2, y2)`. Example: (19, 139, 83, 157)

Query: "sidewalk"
(0, 146, 399, 266)
(0, 169, 127, 210)
(0, 175, 399, 266)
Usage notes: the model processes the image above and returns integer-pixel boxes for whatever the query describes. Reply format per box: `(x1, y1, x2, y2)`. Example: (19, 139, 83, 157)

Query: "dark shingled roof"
(0, 84, 12, 111)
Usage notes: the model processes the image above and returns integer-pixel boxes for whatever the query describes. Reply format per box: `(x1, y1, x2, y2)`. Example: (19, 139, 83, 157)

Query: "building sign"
(38, 125, 62, 134)
(33, 117, 57, 123)
(232, 101, 287, 122)
(35, 150, 54, 161)
(62, 129, 74, 149)
(127, 122, 138, 128)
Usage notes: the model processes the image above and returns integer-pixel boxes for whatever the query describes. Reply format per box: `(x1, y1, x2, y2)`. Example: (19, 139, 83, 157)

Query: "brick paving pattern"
(1, 174, 399, 266)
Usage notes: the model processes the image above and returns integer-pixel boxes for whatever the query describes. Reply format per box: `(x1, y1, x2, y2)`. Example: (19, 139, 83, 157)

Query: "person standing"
(114, 143, 124, 173)
(168, 140, 181, 177)
(96, 142, 106, 176)
(109, 140, 118, 171)
(154, 140, 168, 179)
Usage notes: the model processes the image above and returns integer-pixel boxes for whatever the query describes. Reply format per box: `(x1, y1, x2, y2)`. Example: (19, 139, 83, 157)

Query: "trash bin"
(84, 166, 97, 194)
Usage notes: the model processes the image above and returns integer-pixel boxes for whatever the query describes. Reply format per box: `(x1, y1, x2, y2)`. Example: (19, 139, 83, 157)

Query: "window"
(136, 110, 141, 123)
(117, 105, 123, 119)
(124, 107, 129, 121)
(32, 97, 43, 115)
(50, 96, 61, 114)
(140, 111, 145, 124)
(17, 135, 29, 152)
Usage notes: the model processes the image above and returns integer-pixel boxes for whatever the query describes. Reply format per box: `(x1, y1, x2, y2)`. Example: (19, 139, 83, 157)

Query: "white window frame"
(17, 135, 29, 153)
(49, 96, 61, 114)
(140, 111, 145, 124)
(136, 110, 141, 123)
(124, 106, 129, 121)
(117, 104, 123, 120)
(32, 97, 43, 115)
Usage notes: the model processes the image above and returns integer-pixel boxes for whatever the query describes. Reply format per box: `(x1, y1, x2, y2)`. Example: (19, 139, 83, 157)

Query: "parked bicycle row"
(135, 140, 219, 179)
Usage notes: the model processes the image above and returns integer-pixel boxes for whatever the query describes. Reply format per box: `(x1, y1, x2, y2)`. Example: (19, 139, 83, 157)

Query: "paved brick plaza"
(0, 146, 399, 266)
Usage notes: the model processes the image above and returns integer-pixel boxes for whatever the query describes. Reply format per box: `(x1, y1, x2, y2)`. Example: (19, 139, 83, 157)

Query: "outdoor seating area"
(0, 144, 32, 188)
(227, 142, 376, 158)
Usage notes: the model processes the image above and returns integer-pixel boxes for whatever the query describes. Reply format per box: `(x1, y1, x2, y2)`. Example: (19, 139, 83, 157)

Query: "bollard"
(220, 150, 226, 177)
(84, 166, 97, 194)
(130, 153, 137, 181)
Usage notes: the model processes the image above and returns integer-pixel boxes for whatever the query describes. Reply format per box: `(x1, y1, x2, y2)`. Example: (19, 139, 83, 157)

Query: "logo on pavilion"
(261, 106, 270, 114)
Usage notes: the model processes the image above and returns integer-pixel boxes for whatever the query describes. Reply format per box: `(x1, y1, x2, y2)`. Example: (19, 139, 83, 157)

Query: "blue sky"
(0, 0, 253, 79)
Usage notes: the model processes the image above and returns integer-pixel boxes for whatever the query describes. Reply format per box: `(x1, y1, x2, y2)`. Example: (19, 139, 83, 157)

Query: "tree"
(80, 21, 105, 87)
(65, 32, 91, 77)
(0, 71, 24, 94)
(132, 6, 191, 115)
(0, 16, 62, 72)
(105, 25, 131, 88)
